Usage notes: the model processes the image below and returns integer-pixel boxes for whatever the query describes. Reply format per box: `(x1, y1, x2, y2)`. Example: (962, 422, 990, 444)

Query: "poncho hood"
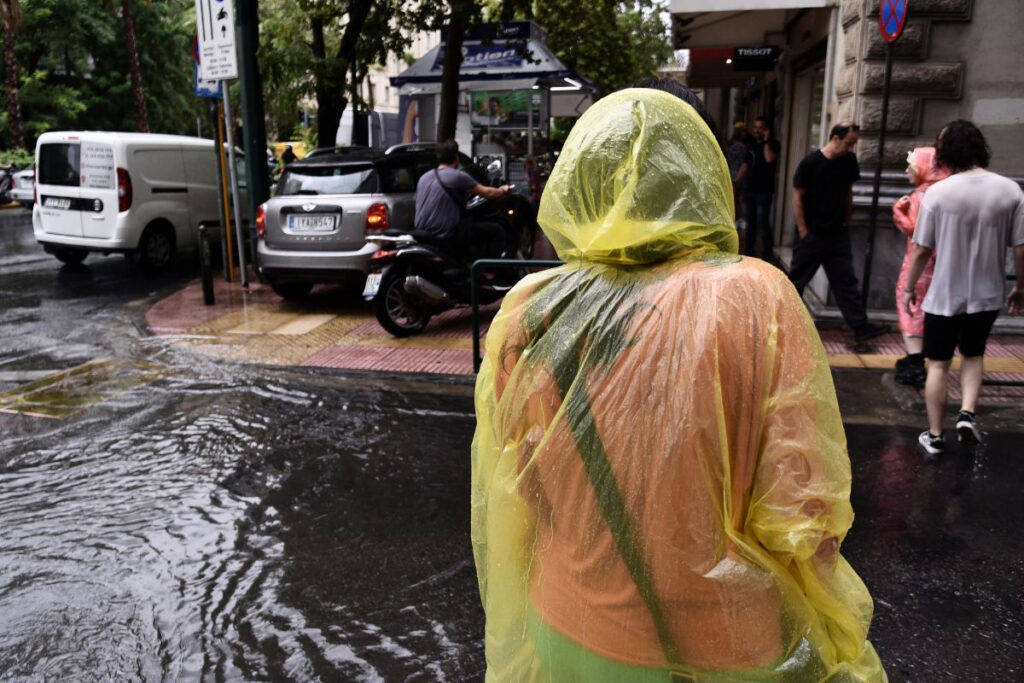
(538, 88, 738, 265)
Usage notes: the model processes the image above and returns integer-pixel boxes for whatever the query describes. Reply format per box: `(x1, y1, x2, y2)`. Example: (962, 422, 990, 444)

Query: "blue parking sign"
(195, 64, 221, 99)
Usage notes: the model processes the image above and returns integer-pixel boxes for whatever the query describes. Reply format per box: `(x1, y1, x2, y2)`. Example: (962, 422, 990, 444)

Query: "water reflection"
(0, 358, 483, 680)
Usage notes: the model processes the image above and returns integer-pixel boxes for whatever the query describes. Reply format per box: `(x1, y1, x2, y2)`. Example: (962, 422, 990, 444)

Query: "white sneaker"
(918, 430, 946, 456)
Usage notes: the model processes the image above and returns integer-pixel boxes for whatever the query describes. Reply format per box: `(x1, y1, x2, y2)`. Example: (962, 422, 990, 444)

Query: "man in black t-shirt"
(738, 117, 781, 262)
(790, 123, 888, 343)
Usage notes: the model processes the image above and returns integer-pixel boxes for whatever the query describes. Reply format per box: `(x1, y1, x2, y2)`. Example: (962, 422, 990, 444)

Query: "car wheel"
(53, 247, 88, 265)
(270, 282, 314, 300)
(373, 271, 431, 337)
(139, 224, 175, 271)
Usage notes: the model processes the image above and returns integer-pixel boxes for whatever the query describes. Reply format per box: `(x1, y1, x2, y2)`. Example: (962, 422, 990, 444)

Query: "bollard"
(198, 225, 215, 306)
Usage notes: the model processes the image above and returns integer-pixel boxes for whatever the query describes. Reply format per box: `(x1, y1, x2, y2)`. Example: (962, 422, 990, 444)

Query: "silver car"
(255, 147, 482, 299)
(7, 167, 34, 208)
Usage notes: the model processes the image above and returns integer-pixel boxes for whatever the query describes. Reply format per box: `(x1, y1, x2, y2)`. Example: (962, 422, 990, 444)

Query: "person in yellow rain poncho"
(471, 83, 887, 682)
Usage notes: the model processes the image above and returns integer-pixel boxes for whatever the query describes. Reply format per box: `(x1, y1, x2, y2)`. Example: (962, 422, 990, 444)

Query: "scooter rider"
(414, 139, 510, 261)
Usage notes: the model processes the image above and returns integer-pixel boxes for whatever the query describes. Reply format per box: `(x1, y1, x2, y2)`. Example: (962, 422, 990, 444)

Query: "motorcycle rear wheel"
(373, 271, 431, 337)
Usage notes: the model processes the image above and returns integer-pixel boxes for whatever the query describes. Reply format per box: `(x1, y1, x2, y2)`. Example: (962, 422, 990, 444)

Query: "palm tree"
(118, 0, 149, 132)
(0, 0, 24, 148)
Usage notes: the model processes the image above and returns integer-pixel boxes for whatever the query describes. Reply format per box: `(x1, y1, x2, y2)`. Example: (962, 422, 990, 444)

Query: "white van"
(33, 131, 246, 269)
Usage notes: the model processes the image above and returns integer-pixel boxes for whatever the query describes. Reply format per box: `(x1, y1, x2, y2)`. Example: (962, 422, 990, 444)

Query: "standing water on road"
(0, 355, 484, 680)
(0, 219, 484, 680)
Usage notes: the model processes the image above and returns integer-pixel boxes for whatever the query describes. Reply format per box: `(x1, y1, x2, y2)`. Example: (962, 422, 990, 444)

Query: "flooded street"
(2, 364, 483, 680)
(2, 212, 1022, 681)
(0, 213, 483, 680)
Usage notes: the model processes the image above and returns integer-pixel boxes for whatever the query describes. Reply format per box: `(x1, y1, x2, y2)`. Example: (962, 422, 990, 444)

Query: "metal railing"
(470, 258, 563, 373)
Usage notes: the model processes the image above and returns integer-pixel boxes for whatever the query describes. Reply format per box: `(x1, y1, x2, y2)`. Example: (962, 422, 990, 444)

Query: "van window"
(39, 143, 81, 186)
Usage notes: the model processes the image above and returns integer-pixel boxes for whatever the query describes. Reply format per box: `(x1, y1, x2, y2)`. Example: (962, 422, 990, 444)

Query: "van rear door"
(36, 142, 83, 237)
(80, 141, 119, 239)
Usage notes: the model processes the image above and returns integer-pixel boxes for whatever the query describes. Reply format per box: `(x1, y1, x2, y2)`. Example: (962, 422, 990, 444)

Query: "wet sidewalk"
(146, 277, 1024, 401)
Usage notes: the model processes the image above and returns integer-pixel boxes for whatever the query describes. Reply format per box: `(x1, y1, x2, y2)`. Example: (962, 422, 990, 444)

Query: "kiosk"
(391, 21, 595, 196)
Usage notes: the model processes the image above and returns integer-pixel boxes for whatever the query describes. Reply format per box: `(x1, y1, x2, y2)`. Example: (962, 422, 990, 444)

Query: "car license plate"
(362, 272, 382, 298)
(288, 214, 337, 232)
(44, 197, 72, 210)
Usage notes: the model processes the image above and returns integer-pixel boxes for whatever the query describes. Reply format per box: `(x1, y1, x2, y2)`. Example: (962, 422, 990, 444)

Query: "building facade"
(671, 0, 1023, 318)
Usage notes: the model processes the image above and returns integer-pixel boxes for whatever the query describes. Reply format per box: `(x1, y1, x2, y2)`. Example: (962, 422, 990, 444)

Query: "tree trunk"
(313, 0, 374, 149)
(3, 19, 23, 149)
(437, 5, 468, 142)
(121, 0, 148, 132)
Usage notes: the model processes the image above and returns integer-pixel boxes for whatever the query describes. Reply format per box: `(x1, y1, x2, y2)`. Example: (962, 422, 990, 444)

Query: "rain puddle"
(0, 353, 483, 680)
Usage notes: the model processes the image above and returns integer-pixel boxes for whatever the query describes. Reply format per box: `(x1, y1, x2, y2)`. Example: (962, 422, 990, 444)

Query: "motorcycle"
(364, 172, 537, 337)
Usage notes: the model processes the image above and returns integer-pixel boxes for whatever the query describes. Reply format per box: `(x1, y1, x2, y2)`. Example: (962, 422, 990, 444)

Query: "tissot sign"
(732, 47, 780, 71)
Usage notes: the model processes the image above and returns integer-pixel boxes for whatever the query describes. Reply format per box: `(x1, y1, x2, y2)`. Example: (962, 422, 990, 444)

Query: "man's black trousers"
(788, 228, 869, 331)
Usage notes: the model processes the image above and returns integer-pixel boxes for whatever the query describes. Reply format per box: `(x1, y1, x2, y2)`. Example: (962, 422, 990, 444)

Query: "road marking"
(270, 314, 336, 335)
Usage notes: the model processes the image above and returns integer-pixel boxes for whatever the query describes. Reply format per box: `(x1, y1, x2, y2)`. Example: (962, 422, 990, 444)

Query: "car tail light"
(116, 167, 132, 211)
(365, 202, 388, 234)
(33, 163, 37, 205)
(255, 203, 267, 238)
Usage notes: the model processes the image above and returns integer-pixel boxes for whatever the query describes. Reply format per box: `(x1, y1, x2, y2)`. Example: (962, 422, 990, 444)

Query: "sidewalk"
(146, 278, 1024, 403)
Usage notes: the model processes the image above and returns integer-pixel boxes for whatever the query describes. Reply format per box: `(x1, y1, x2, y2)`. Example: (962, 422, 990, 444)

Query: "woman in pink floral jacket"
(893, 146, 949, 385)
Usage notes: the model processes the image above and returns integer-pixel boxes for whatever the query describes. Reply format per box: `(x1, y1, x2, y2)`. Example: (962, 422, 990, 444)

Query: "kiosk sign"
(879, 0, 908, 43)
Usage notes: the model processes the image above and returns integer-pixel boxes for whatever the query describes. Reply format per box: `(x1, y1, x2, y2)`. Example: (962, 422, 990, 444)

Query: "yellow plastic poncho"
(471, 88, 886, 682)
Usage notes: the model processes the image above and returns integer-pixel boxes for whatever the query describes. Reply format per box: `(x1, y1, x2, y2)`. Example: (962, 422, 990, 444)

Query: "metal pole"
(211, 98, 231, 281)
(198, 224, 215, 305)
(223, 84, 249, 287)
(862, 41, 894, 304)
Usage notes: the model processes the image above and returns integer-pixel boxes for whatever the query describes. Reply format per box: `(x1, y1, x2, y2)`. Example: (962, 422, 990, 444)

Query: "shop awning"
(668, 0, 835, 49)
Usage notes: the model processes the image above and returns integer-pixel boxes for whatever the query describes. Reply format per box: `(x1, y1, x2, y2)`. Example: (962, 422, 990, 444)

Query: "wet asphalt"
(1, 210, 1022, 681)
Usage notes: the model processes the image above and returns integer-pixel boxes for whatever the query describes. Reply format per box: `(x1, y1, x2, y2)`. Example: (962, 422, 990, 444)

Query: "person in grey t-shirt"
(903, 120, 1024, 456)
(414, 139, 510, 260)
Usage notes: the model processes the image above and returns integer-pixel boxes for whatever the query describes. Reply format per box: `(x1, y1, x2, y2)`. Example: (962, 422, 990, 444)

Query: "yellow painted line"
(271, 314, 336, 336)
(860, 354, 900, 369)
(226, 312, 301, 335)
(828, 354, 864, 368)
(984, 357, 1024, 372)
(825, 353, 1024, 372)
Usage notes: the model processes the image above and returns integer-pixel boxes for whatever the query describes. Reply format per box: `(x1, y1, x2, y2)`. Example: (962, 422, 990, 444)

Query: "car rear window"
(38, 143, 81, 187)
(278, 164, 378, 196)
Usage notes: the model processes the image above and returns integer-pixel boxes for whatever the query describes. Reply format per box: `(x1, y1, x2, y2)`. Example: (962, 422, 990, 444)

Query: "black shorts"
(923, 310, 1000, 361)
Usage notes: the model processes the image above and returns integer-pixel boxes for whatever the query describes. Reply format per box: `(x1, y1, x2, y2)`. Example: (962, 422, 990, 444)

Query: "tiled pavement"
(147, 278, 1024, 402)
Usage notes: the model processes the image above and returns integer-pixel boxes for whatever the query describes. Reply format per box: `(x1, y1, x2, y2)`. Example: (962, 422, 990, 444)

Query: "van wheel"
(53, 247, 88, 265)
(271, 282, 314, 300)
(139, 224, 175, 271)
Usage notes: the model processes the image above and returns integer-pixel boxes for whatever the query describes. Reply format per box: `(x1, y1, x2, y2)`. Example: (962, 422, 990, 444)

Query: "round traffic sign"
(879, 0, 908, 42)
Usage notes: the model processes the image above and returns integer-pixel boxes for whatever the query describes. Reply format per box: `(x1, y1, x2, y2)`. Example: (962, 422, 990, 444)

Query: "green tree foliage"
(1, 0, 199, 149)
(488, 0, 672, 96)
(259, 0, 452, 148)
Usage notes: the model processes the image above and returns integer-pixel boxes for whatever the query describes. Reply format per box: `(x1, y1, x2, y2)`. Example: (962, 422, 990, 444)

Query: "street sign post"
(195, 0, 246, 285)
(862, 0, 909, 306)
(195, 0, 238, 80)
(879, 0, 909, 43)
